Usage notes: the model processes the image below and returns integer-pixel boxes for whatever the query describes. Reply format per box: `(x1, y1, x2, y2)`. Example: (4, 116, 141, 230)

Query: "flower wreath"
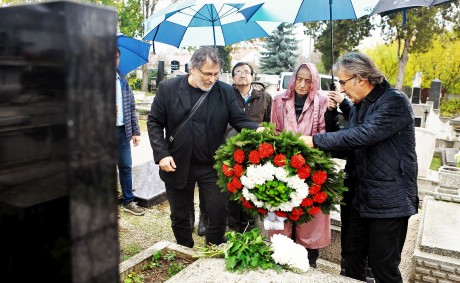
(214, 123, 347, 224)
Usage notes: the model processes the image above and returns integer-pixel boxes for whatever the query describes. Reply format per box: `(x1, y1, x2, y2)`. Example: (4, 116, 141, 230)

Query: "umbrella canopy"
(143, 0, 280, 48)
(371, 0, 456, 16)
(117, 34, 151, 75)
(243, 0, 378, 82)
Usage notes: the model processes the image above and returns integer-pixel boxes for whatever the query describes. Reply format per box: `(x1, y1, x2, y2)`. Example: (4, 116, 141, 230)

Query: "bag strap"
(168, 90, 210, 146)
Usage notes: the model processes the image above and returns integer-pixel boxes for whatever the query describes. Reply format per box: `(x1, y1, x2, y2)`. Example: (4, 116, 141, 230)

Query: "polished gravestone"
(427, 79, 442, 110)
(0, 2, 118, 282)
(411, 86, 421, 104)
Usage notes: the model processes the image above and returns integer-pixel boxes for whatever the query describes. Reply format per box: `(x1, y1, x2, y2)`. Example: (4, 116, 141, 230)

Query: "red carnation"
(232, 177, 243, 190)
(313, 191, 328, 203)
(258, 142, 275, 158)
(312, 170, 328, 185)
(257, 208, 268, 215)
(290, 154, 306, 169)
(288, 214, 300, 221)
(275, 211, 287, 217)
(248, 150, 261, 164)
(297, 165, 311, 179)
(233, 163, 244, 177)
(301, 198, 314, 207)
(309, 206, 321, 215)
(241, 197, 255, 209)
(273, 154, 287, 167)
(309, 184, 321, 195)
(233, 149, 245, 164)
(222, 164, 234, 177)
(227, 182, 236, 193)
(291, 207, 304, 216)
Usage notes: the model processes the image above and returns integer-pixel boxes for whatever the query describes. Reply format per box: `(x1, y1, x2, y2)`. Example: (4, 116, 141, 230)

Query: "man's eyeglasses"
(198, 68, 221, 78)
(234, 70, 251, 76)
(339, 76, 355, 86)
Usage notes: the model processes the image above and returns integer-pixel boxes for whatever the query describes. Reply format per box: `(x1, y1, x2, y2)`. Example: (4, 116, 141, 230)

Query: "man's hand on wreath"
(159, 156, 176, 172)
(299, 135, 314, 148)
(256, 127, 265, 132)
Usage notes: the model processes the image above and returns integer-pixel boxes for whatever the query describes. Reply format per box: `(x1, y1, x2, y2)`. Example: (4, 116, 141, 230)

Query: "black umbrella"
(371, 0, 457, 25)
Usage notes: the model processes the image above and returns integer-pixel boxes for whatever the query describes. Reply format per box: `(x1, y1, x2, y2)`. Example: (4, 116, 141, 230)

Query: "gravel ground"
(118, 189, 205, 260)
(118, 190, 420, 282)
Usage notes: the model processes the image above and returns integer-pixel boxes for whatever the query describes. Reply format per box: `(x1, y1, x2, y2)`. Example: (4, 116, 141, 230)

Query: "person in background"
(116, 48, 144, 216)
(301, 52, 418, 282)
(226, 62, 272, 233)
(270, 62, 330, 268)
(147, 47, 263, 248)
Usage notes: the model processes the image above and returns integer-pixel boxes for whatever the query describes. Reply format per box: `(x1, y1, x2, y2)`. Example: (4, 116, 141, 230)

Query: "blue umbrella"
(242, 0, 378, 82)
(143, 0, 280, 48)
(117, 34, 151, 75)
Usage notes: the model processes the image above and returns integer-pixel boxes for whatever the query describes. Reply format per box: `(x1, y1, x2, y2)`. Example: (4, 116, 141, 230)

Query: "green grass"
(122, 244, 143, 260)
(430, 157, 442, 171)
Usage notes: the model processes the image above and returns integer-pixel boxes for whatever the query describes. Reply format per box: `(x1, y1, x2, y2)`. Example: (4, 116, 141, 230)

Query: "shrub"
(440, 98, 460, 118)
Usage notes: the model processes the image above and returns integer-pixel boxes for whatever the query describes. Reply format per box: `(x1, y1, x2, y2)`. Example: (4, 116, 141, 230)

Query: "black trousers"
(227, 197, 254, 232)
(165, 164, 227, 248)
(345, 210, 409, 282)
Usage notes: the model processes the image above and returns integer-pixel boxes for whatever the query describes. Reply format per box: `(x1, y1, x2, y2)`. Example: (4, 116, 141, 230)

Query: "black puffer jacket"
(314, 80, 418, 218)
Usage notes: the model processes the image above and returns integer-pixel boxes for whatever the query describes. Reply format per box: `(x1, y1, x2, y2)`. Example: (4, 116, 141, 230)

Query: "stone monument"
(0, 2, 119, 282)
(427, 79, 442, 110)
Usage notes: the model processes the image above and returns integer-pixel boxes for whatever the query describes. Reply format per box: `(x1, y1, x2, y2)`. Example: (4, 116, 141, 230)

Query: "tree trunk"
(396, 38, 410, 90)
(142, 64, 148, 92)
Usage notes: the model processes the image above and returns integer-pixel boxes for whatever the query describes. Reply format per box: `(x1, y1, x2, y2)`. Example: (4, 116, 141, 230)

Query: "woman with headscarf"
(270, 62, 330, 268)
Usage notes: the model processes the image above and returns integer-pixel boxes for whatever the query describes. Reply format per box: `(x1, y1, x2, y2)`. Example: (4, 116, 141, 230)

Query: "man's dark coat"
(148, 75, 258, 189)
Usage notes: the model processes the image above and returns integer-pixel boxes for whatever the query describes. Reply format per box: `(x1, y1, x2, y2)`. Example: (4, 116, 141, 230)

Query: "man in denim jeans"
(116, 48, 144, 216)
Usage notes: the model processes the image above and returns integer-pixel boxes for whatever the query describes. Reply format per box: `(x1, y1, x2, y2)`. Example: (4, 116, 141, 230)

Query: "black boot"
(190, 210, 195, 232)
(306, 248, 319, 268)
(197, 212, 208, 237)
(340, 258, 346, 276)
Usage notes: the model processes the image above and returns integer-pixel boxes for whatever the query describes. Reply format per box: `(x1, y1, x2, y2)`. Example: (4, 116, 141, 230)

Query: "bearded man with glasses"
(301, 52, 418, 283)
(147, 47, 263, 248)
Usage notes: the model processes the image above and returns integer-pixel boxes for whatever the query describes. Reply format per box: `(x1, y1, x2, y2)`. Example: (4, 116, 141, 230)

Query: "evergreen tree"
(216, 46, 233, 73)
(259, 23, 299, 75)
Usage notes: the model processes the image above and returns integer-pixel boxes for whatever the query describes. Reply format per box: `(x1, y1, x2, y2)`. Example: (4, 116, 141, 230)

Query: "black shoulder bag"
(167, 90, 210, 147)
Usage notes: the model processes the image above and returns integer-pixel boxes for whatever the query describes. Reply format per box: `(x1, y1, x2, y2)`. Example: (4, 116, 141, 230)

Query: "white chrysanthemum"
(270, 234, 309, 273)
(240, 163, 309, 211)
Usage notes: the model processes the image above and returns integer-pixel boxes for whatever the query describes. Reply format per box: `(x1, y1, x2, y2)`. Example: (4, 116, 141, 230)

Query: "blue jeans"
(117, 126, 134, 205)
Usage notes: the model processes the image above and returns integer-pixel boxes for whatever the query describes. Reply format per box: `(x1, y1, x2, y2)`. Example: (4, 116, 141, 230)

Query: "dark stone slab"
(427, 79, 442, 110)
(0, 2, 118, 282)
(411, 87, 421, 104)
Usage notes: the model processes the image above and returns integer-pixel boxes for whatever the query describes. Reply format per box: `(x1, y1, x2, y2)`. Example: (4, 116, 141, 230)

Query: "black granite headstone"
(0, 2, 119, 282)
(427, 79, 442, 110)
(411, 87, 421, 104)
(157, 60, 165, 87)
(171, 60, 180, 72)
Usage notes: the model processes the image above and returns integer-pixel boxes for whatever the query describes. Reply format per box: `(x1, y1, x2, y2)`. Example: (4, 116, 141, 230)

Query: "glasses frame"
(234, 70, 252, 76)
(339, 76, 355, 86)
(198, 68, 220, 79)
